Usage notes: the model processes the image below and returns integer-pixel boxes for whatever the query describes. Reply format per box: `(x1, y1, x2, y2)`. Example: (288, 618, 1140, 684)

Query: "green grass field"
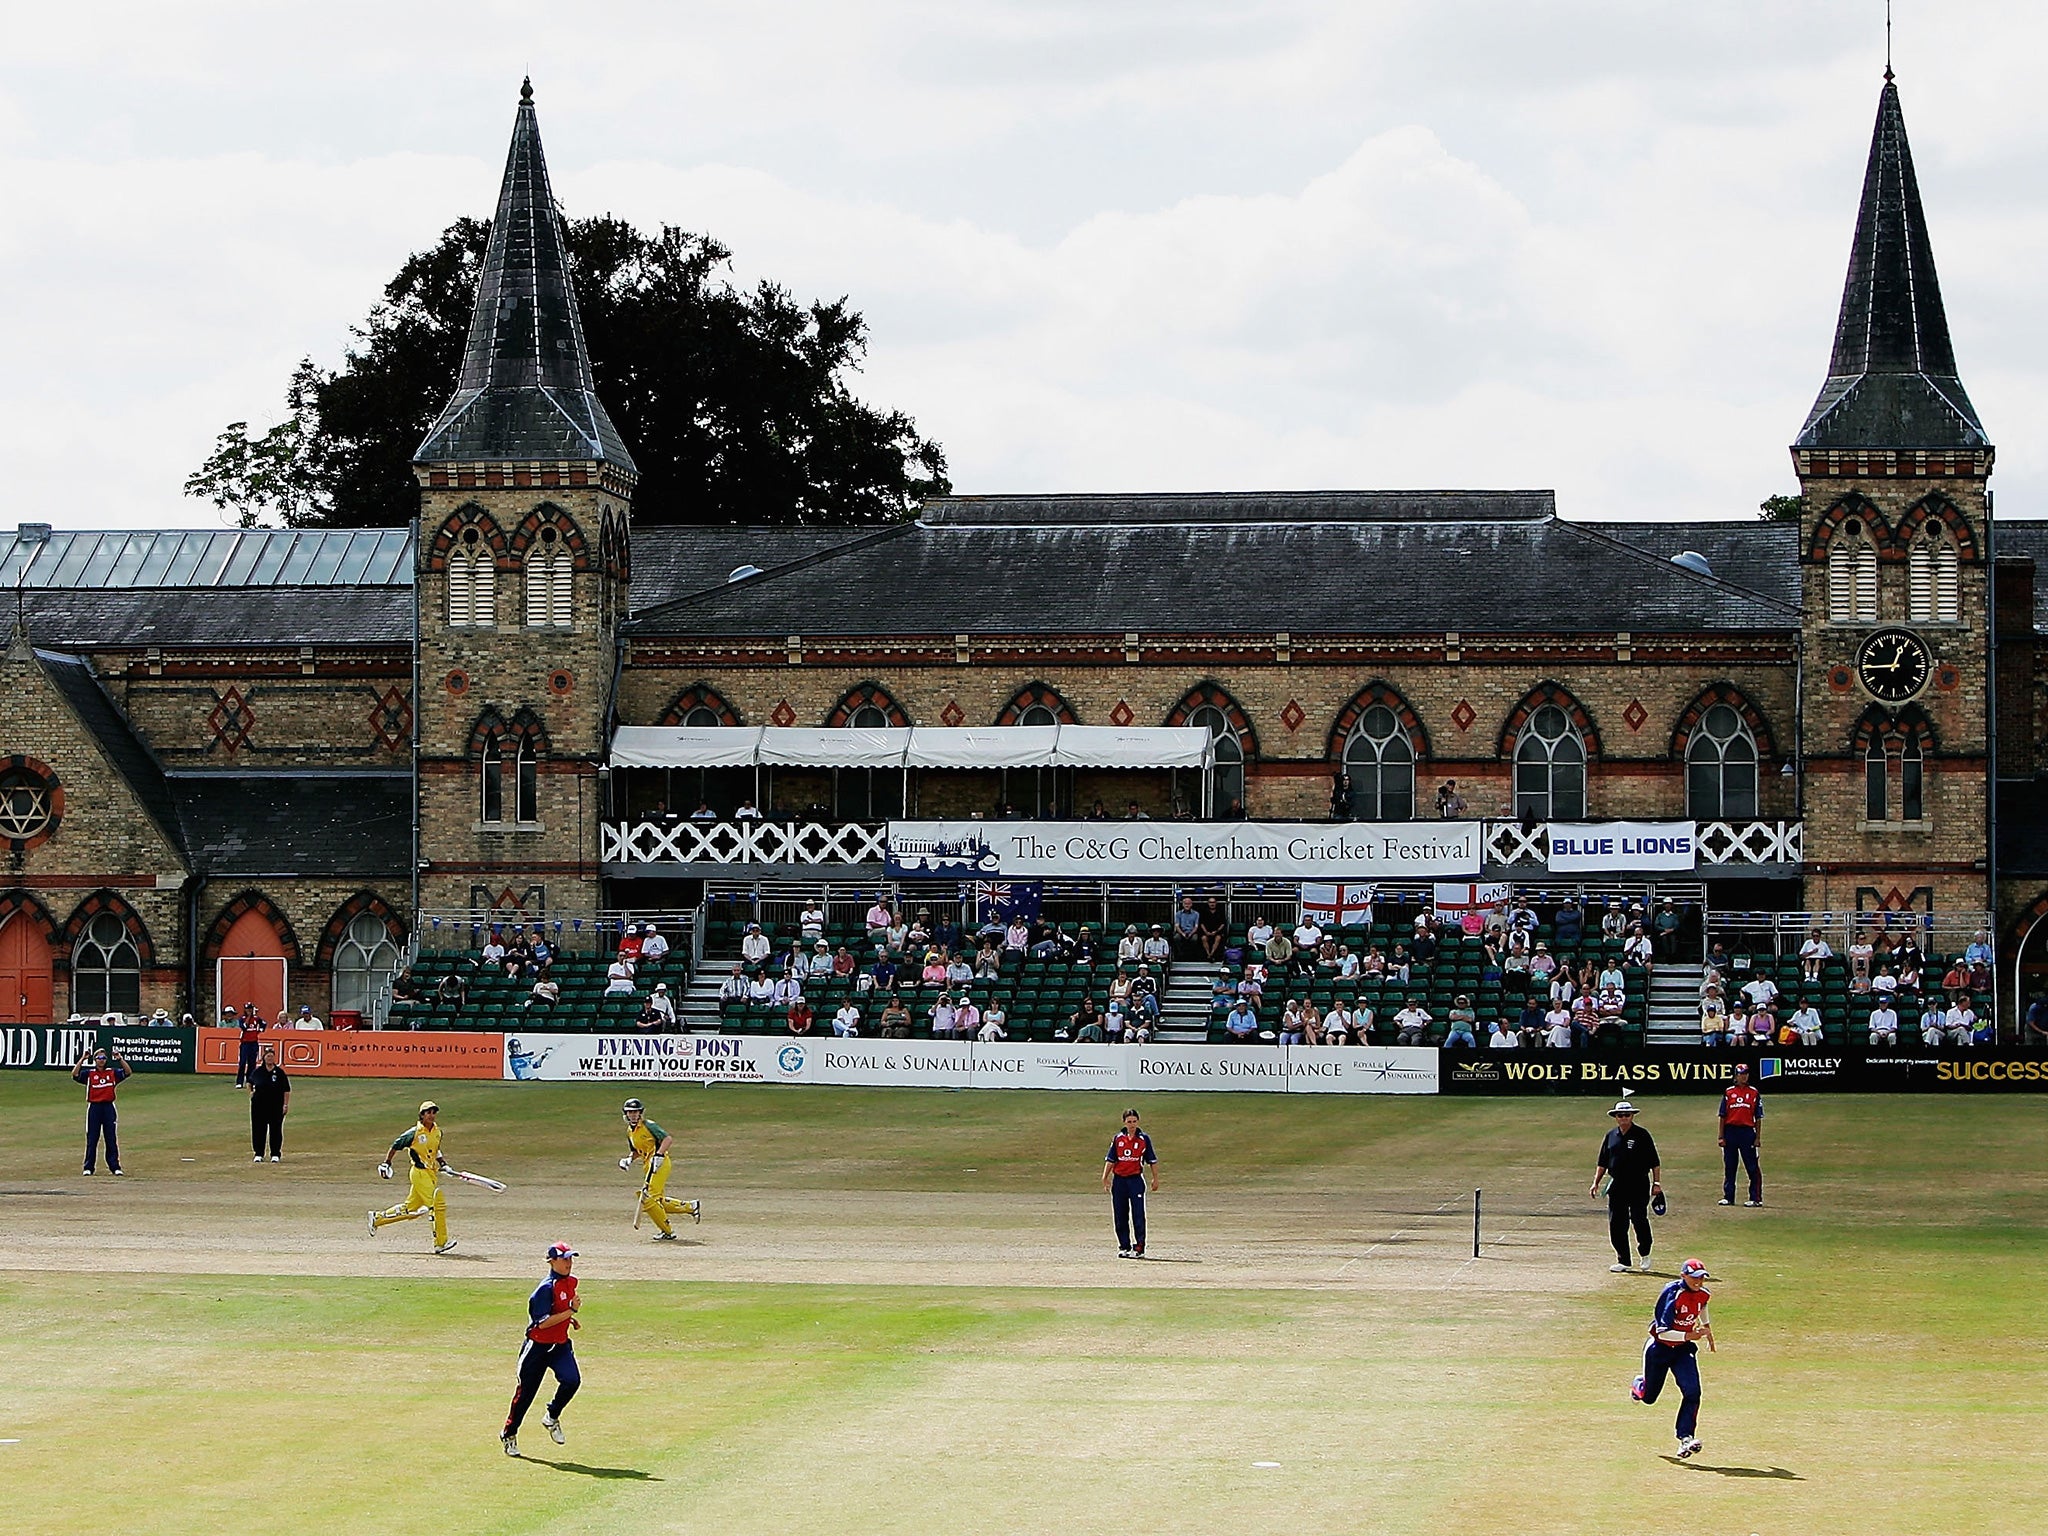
(2, 1074, 2043, 1535)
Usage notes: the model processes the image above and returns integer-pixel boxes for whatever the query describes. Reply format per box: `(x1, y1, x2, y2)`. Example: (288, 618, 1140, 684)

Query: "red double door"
(0, 914, 55, 1024)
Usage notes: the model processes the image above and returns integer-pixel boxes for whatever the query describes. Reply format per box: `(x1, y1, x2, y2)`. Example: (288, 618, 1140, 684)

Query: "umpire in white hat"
(1590, 1099, 1663, 1273)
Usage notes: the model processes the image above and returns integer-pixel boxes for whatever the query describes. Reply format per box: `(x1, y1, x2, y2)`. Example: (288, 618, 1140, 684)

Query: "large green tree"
(186, 217, 949, 528)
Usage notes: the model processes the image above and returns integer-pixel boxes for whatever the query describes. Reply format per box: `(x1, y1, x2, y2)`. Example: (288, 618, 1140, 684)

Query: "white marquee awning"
(607, 724, 1214, 772)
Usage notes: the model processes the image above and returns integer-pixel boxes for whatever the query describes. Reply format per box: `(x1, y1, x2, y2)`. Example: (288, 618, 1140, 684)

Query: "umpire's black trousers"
(251, 1099, 285, 1158)
(1608, 1187, 1652, 1266)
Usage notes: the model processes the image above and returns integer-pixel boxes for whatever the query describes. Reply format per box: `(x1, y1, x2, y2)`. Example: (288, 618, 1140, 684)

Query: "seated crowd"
(1695, 923, 1997, 1050)
(388, 921, 685, 1031)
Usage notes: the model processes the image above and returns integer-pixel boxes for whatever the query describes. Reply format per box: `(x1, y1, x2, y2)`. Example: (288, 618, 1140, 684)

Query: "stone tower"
(412, 79, 637, 921)
(1793, 71, 1992, 918)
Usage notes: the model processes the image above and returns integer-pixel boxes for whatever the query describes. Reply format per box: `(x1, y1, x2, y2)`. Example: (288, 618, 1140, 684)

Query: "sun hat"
(1608, 1100, 1637, 1117)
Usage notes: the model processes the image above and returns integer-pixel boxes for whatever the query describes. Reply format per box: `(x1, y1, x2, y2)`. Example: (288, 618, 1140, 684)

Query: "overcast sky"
(4, 1, 2043, 531)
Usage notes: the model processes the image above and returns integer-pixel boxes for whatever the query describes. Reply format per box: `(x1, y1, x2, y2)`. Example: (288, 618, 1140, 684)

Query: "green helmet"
(622, 1098, 644, 1114)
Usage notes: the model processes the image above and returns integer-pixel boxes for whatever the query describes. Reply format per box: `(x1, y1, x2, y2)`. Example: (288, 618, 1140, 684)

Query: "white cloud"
(0, 0, 2044, 529)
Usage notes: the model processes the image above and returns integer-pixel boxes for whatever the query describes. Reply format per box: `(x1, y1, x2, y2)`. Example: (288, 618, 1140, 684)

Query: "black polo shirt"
(1597, 1122, 1660, 1195)
(248, 1064, 291, 1112)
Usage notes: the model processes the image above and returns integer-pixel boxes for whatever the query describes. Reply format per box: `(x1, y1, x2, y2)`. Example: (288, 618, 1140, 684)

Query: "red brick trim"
(994, 682, 1079, 726)
(1164, 682, 1260, 758)
(1807, 493, 1892, 562)
(1497, 682, 1602, 761)
(824, 681, 911, 728)
(1892, 493, 1980, 561)
(1325, 681, 1430, 761)
(658, 683, 744, 727)
(506, 504, 592, 569)
(1669, 682, 1778, 762)
(200, 890, 302, 965)
(60, 890, 155, 967)
(0, 754, 64, 853)
(1847, 703, 1940, 756)
(313, 891, 408, 970)
(425, 505, 510, 572)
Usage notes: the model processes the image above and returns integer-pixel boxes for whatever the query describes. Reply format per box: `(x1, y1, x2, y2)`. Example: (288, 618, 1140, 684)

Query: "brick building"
(5, 71, 2047, 1027)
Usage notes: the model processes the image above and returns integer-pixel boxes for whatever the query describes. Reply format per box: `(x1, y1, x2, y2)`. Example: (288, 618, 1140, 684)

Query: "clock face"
(1856, 628, 1933, 704)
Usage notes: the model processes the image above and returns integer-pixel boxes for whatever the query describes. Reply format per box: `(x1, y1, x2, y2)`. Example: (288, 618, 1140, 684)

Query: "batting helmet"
(622, 1098, 644, 1113)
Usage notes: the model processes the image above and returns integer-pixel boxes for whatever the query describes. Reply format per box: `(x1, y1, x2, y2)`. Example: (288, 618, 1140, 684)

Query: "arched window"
(516, 737, 539, 824)
(1907, 527, 1960, 622)
(1865, 738, 1888, 822)
(72, 911, 140, 1016)
(1902, 736, 1924, 822)
(1016, 703, 1060, 727)
(1515, 705, 1585, 821)
(1686, 704, 1758, 819)
(480, 737, 504, 824)
(524, 525, 573, 628)
(678, 705, 725, 727)
(332, 911, 401, 1015)
(1344, 705, 1415, 820)
(1863, 722, 1930, 825)
(847, 703, 892, 729)
(448, 526, 497, 627)
(1827, 518, 1879, 622)
(1189, 705, 1246, 816)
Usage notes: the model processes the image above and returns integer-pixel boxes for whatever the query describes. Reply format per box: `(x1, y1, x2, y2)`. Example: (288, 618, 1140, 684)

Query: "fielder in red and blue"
(501, 1242, 582, 1457)
(1631, 1257, 1716, 1458)
(1102, 1109, 1159, 1259)
(1717, 1062, 1764, 1207)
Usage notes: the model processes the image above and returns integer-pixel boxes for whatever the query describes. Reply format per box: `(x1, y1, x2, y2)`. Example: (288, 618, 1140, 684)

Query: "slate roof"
(628, 525, 873, 613)
(21, 587, 413, 649)
(170, 771, 411, 877)
(34, 649, 186, 856)
(1990, 522, 2048, 632)
(627, 494, 1800, 638)
(1796, 77, 1987, 450)
(415, 81, 635, 473)
(1597, 521, 1800, 607)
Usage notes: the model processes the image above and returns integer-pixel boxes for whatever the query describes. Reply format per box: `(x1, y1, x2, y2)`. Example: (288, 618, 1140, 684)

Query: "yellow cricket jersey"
(626, 1119, 667, 1160)
(391, 1122, 443, 1171)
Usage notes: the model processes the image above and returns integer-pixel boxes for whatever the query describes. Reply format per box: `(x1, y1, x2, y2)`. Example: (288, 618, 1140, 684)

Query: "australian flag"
(974, 880, 1043, 923)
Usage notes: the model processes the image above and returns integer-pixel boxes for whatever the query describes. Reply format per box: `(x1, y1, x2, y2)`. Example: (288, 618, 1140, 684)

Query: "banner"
(1434, 881, 1510, 914)
(887, 821, 1483, 880)
(197, 1027, 505, 1079)
(504, 1034, 1439, 1093)
(1435, 1047, 2048, 1094)
(0, 1024, 194, 1072)
(1546, 821, 1697, 872)
(1300, 883, 1374, 927)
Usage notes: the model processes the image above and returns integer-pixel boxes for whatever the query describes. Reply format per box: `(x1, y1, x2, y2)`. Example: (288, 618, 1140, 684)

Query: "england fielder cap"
(1681, 1258, 1714, 1279)
(1734, 1061, 1750, 1072)
(546, 1242, 578, 1260)
(419, 1100, 439, 1114)
(1608, 1099, 1637, 1116)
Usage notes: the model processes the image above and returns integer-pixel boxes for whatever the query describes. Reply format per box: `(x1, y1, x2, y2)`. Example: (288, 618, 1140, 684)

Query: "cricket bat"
(632, 1160, 654, 1229)
(450, 1169, 507, 1191)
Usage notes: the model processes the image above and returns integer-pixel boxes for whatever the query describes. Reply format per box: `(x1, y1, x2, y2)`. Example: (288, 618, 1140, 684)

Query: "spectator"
(1118, 925, 1144, 964)
(1435, 780, 1467, 817)
(1067, 997, 1102, 1042)
(719, 965, 749, 1004)
(740, 923, 771, 969)
(1173, 897, 1201, 957)
(1553, 898, 1585, 947)
(1745, 1005, 1774, 1048)
(690, 801, 717, 820)
(1330, 770, 1354, 820)
(634, 998, 664, 1031)
(746, 972, 777, 1004)
(2027, 995, 2048, 1052)
(1870, 965, 1899, 1001)
(864, 955, 898, 995)
(955, 994, 982, 1039)
(1623, 925, 1654, 971)
(865, 900, 894, 945)
(1517, 1000, 1547, 1049)
(1698, 1001, 1728, 1049)
(920, 950, 950, 986)
(648, 984, 676, 1027)
(1143, 926, 1173, 965)
(786, 998, 815, 1036)
(769, 972, 803, 1009)
(523, 974, 561, 1012)
(1386, 944, 1412, 985)
(1210, 976, 1236, 1017)
(1361, 946, 1387, 980)
(481, 934, 507, 968)
(1943, 996, 1977, 1046)
(1541, 1001, 1572, 1049)
(1394, 1002, 1433, 1047)
(1333, 945, 1361, 982)
(604, 958, 637, 997)
(640, 926, 671, 967)
(1488, 1019, 1520, 1049)
(437, 969, 470, 1012)
(1788, 1000, 1824, 1046)
(1264, 928, 1295, 975)
(1741, 972, 1778, 1014)
(831, 1001, 861, 1037)
(292, 1005, 323, 1031)
(1224, 1002, 1260, 1041)
(390, 970, 423, 1003)
(977, 1005, 1008, 1042)
(1236, 965, 1265, 1005)
(1131, 966, 1161, 1022)
(617, 925, 644, 965)
(1198, 899, 1227, 961)
(1794, 928, 1828, 982)
(799, 902, 826, 942)
(1600, 903, 1629, 941)
(1002, 915, 1030, 954)
(879, 997, 912, 1038)
(1445, 996, 1478, 1049)
(1279, 999, 1306, 1045)
(1246, 915, 1275, 950)
(1864, 1000, 1899, 1046)
(734, 798, 762, 820)
(1652, 900, 1684, 961)
(1847, 931, 1875, 993)
(945, 951, 974, 987)
(1528, 943, 1556, 984)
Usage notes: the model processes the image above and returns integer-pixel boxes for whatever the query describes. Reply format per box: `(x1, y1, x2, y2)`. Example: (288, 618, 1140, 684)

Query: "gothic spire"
(416, 79, 637, 472)
(1794, 75, 1986, 450)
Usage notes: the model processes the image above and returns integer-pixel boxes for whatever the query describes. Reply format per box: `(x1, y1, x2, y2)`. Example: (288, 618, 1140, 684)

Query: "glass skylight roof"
(0, 528, 414, 588)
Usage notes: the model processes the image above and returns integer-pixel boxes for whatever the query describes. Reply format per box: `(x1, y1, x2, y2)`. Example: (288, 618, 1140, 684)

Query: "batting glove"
(649, 1154, 665, 1172)
(619, 1157, 635, 1171)
(378, 1163, 393, 1180)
